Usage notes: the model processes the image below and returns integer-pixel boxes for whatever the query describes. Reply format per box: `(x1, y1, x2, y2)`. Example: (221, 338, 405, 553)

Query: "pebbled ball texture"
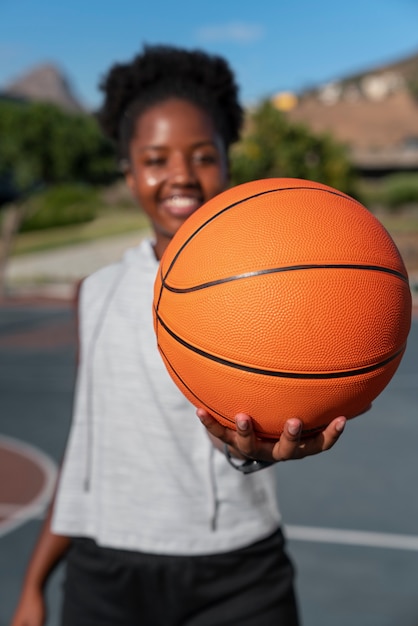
(153, 178, 412, 439)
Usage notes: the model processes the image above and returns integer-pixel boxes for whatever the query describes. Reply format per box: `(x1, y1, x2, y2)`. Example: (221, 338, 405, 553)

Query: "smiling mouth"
(162, 195, 203, 217)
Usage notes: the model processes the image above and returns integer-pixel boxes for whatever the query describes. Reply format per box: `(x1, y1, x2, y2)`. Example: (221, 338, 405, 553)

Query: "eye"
(193, 151, 218, 165)
(144, 155, 166, 166)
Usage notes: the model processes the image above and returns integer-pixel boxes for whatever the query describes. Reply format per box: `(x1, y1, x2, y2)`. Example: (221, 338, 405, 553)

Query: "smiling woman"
(10, 44, 345, 626)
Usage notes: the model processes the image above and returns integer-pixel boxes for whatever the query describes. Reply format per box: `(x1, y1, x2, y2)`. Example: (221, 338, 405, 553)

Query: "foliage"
(230, 100, 356, 194)
(0, 100, 118, 197)
(358, 173, 418, 212)
(380, 173, 418, 210)
(407, 79, 418, 103)
(20, 184, 100, 231)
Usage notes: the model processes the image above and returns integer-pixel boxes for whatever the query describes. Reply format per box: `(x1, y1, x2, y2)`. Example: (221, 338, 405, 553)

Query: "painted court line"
(0, 503, 47, 519)
(0, 435, 57, 538)
(285, 524, 418, 551)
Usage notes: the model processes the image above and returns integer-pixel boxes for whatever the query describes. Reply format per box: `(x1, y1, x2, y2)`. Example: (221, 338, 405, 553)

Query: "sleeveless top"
(52, 238, 281, 555)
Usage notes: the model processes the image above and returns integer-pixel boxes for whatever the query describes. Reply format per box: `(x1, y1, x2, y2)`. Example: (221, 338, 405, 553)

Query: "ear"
(124, 168, 137, 199)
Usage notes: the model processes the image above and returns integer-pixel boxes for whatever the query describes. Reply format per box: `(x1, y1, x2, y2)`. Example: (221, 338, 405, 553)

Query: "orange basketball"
(153, 178, 412, 439)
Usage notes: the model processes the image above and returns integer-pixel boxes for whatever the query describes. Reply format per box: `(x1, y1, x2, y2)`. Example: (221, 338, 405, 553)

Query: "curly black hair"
(97, 44, 243, 163)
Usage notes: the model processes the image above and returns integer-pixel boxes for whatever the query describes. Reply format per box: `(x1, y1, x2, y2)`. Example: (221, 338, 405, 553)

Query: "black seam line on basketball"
(156, 266, 165, 311)
(160, 186, 360, 288)
(157, 342, 234, 424)
(156, 313, 406, 379)
(158, 346, 327, 439)
(158, 336, 364, 439)
(162, 264, 408, 293)
(158, 340, 321, 438)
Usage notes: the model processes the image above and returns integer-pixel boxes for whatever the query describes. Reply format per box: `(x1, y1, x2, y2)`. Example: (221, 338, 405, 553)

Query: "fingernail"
(196, 409, 210, 425)
(287, 419, 301, 436)
(336, 417, 346, 433)
(237, 418, 249, 431)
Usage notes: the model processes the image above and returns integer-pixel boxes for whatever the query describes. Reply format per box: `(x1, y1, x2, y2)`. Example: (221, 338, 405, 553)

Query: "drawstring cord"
(83, 266, 128, 491)
(208, 445, 219, 531)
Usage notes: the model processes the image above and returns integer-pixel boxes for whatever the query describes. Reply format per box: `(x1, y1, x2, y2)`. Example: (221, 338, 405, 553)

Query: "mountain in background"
(1, 63, 85, 113)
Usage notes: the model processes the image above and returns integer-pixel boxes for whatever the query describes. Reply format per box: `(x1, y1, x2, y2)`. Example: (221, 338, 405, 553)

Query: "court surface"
(0, 299, 417, 626)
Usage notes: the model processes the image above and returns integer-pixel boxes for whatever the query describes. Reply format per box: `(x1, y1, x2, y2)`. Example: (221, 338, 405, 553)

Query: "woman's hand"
(197, 409, 346, 463)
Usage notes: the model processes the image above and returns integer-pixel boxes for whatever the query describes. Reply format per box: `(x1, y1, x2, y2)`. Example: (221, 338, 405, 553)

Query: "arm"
(198, 410, 346, 464)
(10, 494, 71, 626)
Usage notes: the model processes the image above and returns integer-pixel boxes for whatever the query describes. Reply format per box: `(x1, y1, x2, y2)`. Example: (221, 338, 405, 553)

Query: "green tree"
(230, 100, 356, 194)
(0, 100, 117, 295)
(0, 100, 117, 189)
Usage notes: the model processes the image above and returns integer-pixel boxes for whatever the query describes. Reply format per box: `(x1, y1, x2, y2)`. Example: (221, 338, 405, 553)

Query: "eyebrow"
(137, 140, 218, 152)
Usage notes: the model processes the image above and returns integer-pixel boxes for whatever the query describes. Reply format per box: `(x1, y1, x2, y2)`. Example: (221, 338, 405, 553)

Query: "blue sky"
(1, 0, 418, 110)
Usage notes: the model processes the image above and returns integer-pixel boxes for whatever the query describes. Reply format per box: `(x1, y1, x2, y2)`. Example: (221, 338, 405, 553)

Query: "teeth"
(169, 196, 197, 207)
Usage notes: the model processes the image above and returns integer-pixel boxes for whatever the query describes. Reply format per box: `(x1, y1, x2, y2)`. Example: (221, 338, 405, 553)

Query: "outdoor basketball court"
(0, 299, 417, 626)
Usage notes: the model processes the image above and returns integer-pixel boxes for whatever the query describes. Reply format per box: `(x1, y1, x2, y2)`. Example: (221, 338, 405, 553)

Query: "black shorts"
(61, 529, 299, 626)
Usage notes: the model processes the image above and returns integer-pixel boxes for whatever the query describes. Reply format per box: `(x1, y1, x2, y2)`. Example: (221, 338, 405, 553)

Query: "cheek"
(134, 171, 163, 203)
(143, 171, 161, 188)
(206, 169, 229, 196)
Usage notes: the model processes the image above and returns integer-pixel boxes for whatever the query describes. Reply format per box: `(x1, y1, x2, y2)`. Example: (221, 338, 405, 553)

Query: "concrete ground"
(4, 231, 147, 301)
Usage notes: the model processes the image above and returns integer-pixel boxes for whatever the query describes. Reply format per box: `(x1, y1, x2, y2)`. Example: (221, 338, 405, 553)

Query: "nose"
(169, 152, 197, 185)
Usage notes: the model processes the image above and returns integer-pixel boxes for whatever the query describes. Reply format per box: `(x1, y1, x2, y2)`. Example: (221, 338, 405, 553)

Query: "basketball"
(153, 178, 412, 439)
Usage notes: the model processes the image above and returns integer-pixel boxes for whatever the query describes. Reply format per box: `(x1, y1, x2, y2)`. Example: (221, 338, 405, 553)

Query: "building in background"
(275, 50, 418, 176)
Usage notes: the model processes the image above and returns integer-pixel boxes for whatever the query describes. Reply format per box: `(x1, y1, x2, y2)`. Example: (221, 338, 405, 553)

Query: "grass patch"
(375, 212, 418, 234)
(12, 207, 150, 256)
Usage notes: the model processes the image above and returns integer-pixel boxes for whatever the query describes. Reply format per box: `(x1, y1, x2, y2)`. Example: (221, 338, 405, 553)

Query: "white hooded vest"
(52, 238, 281, 555)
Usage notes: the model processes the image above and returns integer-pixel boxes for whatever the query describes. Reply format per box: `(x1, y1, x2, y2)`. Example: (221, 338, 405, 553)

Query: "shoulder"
(82, 262, 122, 299)
(81, 261, 123, 293)
(77, 238, 155, 313)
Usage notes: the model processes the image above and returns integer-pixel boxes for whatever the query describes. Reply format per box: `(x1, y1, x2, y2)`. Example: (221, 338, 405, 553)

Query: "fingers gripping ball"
(153, 178, 412, 439)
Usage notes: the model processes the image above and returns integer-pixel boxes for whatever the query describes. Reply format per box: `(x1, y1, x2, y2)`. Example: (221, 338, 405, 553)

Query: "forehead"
(133, 98, 219, 145)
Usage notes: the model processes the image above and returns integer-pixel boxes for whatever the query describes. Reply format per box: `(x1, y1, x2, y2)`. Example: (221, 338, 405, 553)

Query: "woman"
(12, 44, 345, 626)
